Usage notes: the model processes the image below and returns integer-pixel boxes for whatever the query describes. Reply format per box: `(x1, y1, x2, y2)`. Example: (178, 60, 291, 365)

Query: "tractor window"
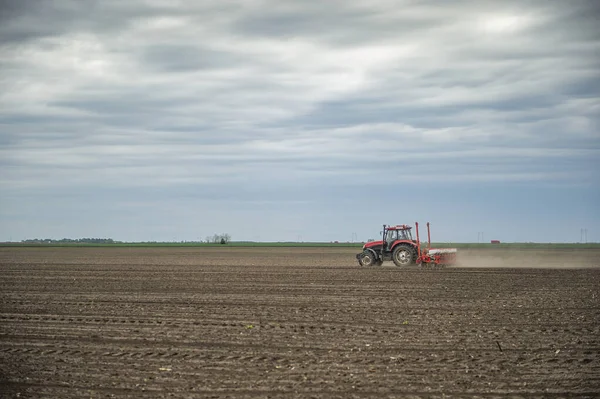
(386, 230, 397, 243)
(386, 229, 412, 242)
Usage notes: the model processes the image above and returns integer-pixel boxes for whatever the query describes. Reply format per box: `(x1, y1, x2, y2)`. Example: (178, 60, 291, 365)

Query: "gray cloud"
(0, 0, 598, 241)
(141, 45, 245, 72)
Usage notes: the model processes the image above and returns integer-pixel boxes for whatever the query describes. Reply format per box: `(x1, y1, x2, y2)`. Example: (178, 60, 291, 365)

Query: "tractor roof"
(387, 224, 412, 230)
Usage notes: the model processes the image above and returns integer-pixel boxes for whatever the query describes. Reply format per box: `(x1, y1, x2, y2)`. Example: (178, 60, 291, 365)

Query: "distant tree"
(207, 233, 231, 244)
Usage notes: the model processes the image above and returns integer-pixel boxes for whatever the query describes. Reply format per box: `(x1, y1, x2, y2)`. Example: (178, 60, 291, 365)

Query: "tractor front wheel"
(358, 249, 378, 267)
(392, 245, 415, 267)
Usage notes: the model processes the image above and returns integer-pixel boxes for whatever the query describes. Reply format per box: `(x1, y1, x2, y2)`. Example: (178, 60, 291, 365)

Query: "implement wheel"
(392, 245, 415, 267)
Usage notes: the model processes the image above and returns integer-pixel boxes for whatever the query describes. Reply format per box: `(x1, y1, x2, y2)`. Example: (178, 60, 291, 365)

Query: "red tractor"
(356, 222, 457, 267)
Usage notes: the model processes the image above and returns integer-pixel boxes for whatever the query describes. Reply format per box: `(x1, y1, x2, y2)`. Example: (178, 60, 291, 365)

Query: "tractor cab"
(384, 225, 413, 246)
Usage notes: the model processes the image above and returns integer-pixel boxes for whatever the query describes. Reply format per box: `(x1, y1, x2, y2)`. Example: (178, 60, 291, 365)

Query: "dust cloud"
(452, 248, 599, 269)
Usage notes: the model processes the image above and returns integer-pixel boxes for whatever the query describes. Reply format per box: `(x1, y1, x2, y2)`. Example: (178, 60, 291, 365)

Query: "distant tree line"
(19, 235, 233, 244)
(21, 238, 117, 244)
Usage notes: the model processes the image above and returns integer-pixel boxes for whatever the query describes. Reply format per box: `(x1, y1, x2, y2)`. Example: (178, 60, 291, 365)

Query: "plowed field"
(1, 247, 599, 398)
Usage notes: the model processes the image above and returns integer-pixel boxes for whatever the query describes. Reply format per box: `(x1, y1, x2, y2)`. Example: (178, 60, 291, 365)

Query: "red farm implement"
(356, 222, 457, 268)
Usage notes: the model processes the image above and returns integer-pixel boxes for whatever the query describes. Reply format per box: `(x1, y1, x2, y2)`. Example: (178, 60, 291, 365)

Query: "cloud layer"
(1, 0, 599, 242)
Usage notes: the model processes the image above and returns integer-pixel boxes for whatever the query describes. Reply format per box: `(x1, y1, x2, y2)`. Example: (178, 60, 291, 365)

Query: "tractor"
(356, 222, 457, 267)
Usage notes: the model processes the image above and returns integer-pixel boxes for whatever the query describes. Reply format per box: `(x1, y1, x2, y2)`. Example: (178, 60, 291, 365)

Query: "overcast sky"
(1, 0, 599, 243)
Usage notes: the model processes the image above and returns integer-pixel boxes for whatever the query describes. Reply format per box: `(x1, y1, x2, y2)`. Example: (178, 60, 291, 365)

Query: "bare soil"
(1, 247, 599, 398)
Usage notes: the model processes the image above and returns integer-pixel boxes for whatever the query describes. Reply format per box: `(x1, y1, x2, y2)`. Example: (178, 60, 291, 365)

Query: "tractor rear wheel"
(358, 249, 378, 267)
(392, 245, 415, 267)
